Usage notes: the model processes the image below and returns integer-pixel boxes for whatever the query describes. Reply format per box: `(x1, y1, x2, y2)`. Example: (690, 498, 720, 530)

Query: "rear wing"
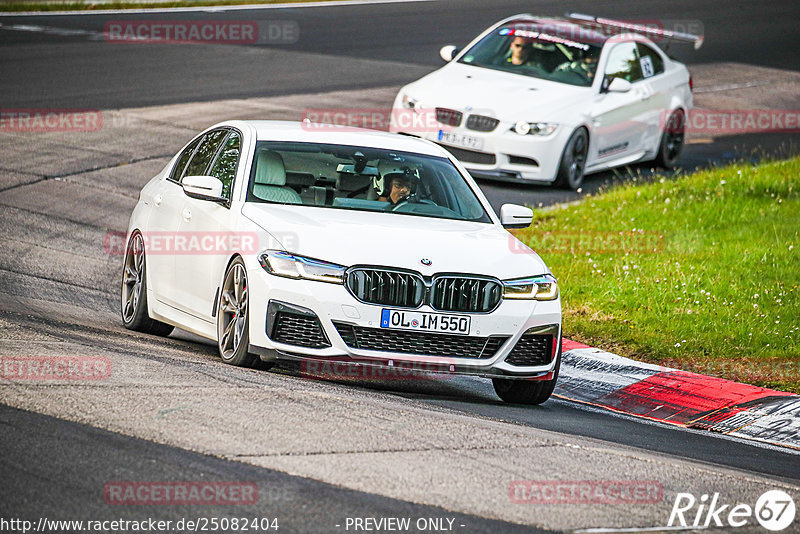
(566, 13, 704, 50)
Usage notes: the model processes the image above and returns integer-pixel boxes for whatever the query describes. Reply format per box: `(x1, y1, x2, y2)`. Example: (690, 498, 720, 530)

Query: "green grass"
(0, 0, 327, 12)
(512, 157, 800, 392)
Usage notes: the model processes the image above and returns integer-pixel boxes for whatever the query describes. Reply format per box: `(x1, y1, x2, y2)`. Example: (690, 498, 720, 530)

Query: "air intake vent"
(508, 155, 539, 167)
(505, 334, 553, 366)
(431, 276, 502, 313)
(346, 268, 425, 308)
(333, 322, 507, 359)
(271, 311, 330, 349)
(435, 143, 496, 165)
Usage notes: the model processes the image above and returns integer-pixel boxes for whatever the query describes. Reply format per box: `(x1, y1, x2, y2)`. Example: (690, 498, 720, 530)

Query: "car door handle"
(182, 208, 191, 221)
(153, 194, 162, 207)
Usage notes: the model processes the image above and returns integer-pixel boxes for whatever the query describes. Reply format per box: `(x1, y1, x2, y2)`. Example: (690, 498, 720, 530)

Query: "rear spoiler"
(566, 13, 704, 50)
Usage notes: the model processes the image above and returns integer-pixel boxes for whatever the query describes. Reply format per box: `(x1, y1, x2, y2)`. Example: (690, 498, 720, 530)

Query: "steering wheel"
(554, 61, 574, 73)
(390, 194, 436, 212)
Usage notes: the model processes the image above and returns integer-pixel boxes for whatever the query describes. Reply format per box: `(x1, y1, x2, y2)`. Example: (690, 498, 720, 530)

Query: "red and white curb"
(556, 340, 800, 451)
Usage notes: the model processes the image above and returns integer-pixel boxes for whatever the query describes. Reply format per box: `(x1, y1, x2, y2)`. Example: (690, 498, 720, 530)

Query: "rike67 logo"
(669, 490, 796, 531)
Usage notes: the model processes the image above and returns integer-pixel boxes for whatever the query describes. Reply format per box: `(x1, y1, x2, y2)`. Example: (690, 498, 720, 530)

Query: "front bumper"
(390, 111, 575, 183)
(245, 256, 562, 379)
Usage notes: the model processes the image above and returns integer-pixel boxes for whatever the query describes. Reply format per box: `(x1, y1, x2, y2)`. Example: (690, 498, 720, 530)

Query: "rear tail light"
(689, 74, 693, 92)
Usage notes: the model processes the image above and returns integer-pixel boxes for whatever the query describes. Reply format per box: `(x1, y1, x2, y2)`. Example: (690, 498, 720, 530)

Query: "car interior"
(458, 24, 603, 87)
(246, 142, 490, 222)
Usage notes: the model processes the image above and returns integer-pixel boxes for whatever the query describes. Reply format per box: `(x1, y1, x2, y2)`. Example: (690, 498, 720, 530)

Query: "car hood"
(404, 62, 589, 122)
(242, 203, 548, 279)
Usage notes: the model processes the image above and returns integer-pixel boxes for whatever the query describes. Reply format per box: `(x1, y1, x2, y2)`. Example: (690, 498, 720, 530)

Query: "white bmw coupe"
(390, 13, 702, 189)
(122, 121, 561, 403)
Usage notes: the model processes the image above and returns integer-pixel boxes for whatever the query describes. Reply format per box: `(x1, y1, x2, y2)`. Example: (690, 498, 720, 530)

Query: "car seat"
(252, 151, 302, 204)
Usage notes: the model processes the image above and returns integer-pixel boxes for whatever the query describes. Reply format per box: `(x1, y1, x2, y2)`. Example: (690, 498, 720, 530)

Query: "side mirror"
(182, 175, 225, 202)
(500, 204, 533, 229)
(605, 77, 632, 93)
(439, 45, 460, 62)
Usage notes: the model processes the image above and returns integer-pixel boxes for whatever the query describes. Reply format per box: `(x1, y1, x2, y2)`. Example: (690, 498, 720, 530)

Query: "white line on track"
(0, 0, 435, 17)
(694, 80, 771, 93)
(0, 23, 104, 38)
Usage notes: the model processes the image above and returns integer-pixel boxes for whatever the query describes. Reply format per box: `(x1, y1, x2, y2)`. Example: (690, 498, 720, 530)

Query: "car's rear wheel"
(654, 109, 685, 168)
(492, 351, 561, 405)
(121, 232, 174, 336)
(217, 258, 259, 367)
(553, 128, 589, 190)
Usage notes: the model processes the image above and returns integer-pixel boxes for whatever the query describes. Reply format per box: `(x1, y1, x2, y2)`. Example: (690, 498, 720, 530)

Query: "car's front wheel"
(492, 352, 561, 405)
(654, 108, 685, 168)
(217, 257, 260, 367)
(121, 232, 174, 336)
(553, 128, 589, 190)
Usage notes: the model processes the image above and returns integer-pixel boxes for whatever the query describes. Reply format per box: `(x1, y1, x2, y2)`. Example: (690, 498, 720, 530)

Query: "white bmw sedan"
(122, 121, 561, 404)
(390, 13, 701, 189)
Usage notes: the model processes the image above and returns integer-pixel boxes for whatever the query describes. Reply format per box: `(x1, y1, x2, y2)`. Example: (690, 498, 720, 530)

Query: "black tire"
(492, 349, 561, 405)
(553, 128, 589, 190)
(654, 109, 685, 168)
(120, 232, 174, 337)
(217, 257, 259, 367)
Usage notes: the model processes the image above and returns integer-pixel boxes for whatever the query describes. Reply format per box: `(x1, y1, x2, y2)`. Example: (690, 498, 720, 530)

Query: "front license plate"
(438, 130, 484, 151)
(380, 309, 471, 335)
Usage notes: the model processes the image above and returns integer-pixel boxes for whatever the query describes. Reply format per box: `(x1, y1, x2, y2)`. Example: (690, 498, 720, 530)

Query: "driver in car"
(374, 163, 418, 205)
(506, 36, 533, 66)
(557, 49, 600, 81)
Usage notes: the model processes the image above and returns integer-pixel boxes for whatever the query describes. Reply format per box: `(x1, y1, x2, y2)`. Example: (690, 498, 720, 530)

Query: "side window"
(636, 43, 664, 78)
(181, 129, 228, 182)
(208, 131, 241, 201)
(169, 136, 202, 183)
(604, 42, 643, 83)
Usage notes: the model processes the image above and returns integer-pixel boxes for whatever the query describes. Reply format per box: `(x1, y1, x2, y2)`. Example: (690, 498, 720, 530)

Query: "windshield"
(458, 22, 603, 87)
(245, 141, 492, 223)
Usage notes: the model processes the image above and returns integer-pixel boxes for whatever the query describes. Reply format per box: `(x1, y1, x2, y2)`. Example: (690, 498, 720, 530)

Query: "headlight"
(502, 274, 559, 300)
(258, 251, 346, 284)
(512, 121, 557, 136)
(401, 93, 418, 110)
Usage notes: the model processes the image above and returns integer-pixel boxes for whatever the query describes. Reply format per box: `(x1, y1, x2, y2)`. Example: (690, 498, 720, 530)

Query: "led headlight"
(502, 274, 559, 300)
(258, 251, 346, 284)
(512, 122, 558, 136)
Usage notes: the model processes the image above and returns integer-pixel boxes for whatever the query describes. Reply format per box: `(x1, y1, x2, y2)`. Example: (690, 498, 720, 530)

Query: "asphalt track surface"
(2, 1, 800, 531)
(2, 0, 800, 108)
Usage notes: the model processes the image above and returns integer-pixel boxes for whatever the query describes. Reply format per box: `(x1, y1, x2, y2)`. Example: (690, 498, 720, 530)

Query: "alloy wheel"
(122, 233, 144, 323)
(219, 263, 248, 360)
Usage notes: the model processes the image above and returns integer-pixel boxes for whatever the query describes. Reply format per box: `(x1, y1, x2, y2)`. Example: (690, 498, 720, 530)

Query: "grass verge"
(511, 157, 800, 393)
